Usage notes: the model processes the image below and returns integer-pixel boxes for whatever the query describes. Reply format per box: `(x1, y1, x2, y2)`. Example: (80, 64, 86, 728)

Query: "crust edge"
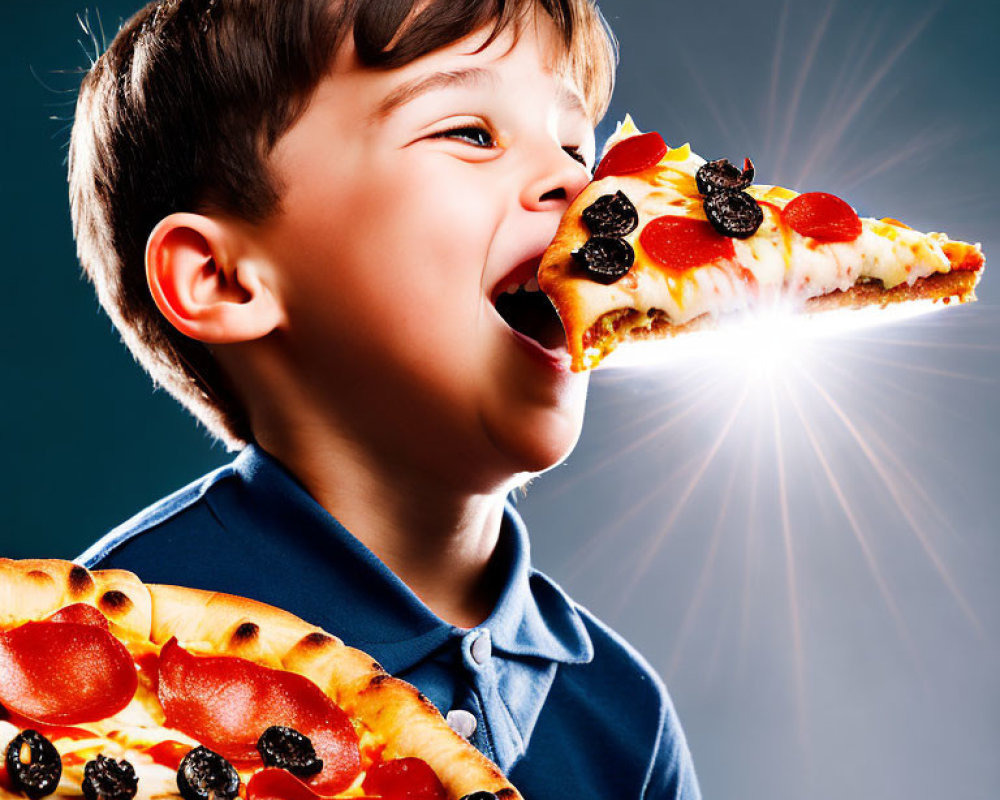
(578, 268, 982, 371)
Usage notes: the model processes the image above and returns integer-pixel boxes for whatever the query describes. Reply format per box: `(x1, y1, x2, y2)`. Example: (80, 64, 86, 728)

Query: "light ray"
(611, 381, 753, 617)
(835, 349, 994, 384)
(774, 1, 835, 182)
(838, 126, 962, 193)
(794, 7, 938, 186)
(797, 366, 986, 637)
(667, 445, 743, 681)
(543, 371, 721, 502)
(563, 449, 704, 582)
(763, 0, 791, 151)
(738, 409, 765, 679)
(782, 374, 925, 672)
(769, 380, 807, 739)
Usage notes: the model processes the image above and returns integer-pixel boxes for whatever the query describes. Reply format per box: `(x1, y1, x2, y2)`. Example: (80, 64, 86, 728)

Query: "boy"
(71, 0, 700, 797)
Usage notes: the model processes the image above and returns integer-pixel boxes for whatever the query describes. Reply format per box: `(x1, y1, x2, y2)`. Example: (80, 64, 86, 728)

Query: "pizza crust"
(0, 558, 151, 641)
(0, 560, 522, 800)
(583, 267, 982, 360)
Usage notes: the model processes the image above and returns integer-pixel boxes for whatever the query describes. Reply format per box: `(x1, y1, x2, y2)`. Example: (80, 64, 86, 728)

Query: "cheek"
(274, 157, 500, 350)
(341, 159, 500, 312)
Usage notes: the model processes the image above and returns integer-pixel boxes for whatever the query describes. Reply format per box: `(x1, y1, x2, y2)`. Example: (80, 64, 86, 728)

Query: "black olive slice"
(571, 236, 635, 284)
(581, 191, 639, 237)
(4, 730, 62, 799)
(256, 726, 323, 778)
(696, 157, 755, 195)
(82, 755, 138, 800)
(176, 746, 240, 800)
(703, 190, 764, 239)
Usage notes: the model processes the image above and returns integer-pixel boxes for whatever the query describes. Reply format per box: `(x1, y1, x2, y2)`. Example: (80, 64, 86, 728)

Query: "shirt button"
(446, 709, 477, 740)
(470, 628, 492, 665)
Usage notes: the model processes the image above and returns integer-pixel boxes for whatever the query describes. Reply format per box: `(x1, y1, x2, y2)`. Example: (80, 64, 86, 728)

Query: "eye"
(563, 146, 588, 167)
(429, 125, 496, 148)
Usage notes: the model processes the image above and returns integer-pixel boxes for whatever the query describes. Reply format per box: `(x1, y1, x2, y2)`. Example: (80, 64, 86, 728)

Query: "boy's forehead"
(323, 13, 587, 121)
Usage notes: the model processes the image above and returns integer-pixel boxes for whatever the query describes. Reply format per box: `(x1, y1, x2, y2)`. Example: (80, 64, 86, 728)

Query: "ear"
(145, 212, 283, 344)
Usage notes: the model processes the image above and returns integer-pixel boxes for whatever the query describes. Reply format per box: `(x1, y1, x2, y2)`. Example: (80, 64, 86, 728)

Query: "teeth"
(498, 276, 541, 296)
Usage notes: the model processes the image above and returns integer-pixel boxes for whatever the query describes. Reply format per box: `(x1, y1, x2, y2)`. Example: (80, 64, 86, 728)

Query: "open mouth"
(493, 272, 567, 352)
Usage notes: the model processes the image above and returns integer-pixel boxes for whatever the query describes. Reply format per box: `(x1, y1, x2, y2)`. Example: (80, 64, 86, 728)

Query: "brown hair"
(68, 0, 617, 451)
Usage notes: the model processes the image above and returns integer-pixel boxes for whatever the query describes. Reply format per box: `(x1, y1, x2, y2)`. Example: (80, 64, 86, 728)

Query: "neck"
(254, 427, 513, 630)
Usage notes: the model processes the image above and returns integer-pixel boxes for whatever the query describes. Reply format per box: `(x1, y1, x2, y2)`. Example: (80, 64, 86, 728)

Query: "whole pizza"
(0, 559, 519, 800)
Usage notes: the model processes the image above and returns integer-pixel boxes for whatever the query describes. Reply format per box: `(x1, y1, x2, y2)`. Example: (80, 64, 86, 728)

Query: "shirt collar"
(230, 444, 593, 674)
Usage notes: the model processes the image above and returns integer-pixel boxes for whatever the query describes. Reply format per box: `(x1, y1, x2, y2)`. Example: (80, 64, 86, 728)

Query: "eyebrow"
(370, 66, 590, 122)
(372, 67, 497, 121)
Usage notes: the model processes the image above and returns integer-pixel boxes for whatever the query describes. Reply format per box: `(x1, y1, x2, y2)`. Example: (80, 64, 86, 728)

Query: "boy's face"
(244, 13, 595, 487)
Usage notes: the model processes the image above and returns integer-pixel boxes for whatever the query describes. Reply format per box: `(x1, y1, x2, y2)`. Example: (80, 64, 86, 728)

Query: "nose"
(519, 147, 591, 213)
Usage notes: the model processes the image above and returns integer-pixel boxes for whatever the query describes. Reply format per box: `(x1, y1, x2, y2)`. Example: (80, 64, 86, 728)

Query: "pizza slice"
(538, 116, 986, 372)
(0, 559, 518, 800)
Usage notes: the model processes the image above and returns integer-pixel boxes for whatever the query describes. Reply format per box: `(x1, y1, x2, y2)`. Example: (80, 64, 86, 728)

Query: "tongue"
(495, 290, 566, 350)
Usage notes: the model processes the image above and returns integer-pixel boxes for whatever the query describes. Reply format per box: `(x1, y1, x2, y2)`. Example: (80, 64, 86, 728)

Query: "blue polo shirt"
(77, 444, 700, 799)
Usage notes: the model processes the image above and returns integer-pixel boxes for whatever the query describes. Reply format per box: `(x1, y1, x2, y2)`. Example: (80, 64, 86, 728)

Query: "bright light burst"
(557, 299, 993, 724)
(599, 300, 947, 377)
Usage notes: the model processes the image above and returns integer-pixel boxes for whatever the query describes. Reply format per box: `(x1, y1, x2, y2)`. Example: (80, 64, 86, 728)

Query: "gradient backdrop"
(2, 1, 998, 798)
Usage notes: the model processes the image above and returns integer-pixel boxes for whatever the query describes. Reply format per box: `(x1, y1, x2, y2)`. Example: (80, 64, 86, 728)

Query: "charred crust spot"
(99, 590, 133, 614)
(417, 691, 428, 703)
(368, 673, 390, 688)
(371, 661, 384, 672)
(69, 566, 94, 595)
(496, 790, 518, 799)
(301, 632, 334, 648)
(231, 622, 259, 642)
(27, 570, 52, 582)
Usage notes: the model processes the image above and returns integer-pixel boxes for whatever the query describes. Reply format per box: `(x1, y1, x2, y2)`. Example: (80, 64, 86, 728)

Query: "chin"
(484, 385, 588, 477)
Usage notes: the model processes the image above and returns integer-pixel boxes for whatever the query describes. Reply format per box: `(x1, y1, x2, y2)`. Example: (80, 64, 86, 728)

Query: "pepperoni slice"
(781, 192, 862, 242)
(46, 604, 109, 630)
(247, 769, 381, 800)
(361, 758, 447, 800)
(0, 621, 137, 724)
(639, 215, 736, 271)
(157, 639, 361, 795)
(594, 132, 668, 180)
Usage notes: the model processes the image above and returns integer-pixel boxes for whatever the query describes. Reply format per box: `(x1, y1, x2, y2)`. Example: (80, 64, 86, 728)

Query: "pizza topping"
(581, 191, 639, 237)
(246, 769, 323, 800)
(0, 621, 138, 724)
(593, 131, 668, 180)
(458, 794, 498, 800)
(81, 755, 138, 800)
(143, 741, 192, 771)
(781, 191, 862, 242)
(571, 237, 635, 284)
(176, 746, 240, 800)
(45, 604, 109, 630)
(4, 730, 61, 799)
(158, 639, 361, 794)
(256, 726, 323, 778)
(703, 190, 764, 239)
(360, 757, 447, 800)
(639, 216, 736, 271)
(695, 158, 755, 195)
